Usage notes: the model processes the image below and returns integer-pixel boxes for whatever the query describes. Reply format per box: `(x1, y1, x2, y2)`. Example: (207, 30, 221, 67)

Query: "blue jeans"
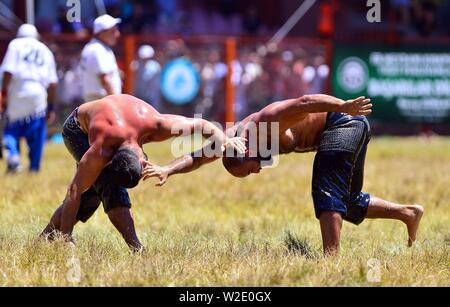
(4, 115, 47, 171)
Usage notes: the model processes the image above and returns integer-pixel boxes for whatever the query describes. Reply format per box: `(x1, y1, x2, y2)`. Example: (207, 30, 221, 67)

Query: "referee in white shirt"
(0, 24, 57, 173)
(80, 15, 122, 102)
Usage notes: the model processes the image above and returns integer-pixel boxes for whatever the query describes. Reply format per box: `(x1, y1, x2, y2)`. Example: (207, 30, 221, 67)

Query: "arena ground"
(0, 137, 448, 286)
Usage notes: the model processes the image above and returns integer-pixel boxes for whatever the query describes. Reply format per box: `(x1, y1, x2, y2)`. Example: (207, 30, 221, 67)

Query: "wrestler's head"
(222, 150, 262, 178)
(108, 145, 146, 188)
(221, 125, 268, 178)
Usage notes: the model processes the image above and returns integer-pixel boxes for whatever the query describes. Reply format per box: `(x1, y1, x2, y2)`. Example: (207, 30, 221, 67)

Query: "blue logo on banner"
(160, 58, 200, 105)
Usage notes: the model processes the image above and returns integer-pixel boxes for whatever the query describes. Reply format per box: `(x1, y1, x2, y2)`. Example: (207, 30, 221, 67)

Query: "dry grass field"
(0, 137, 448, 286)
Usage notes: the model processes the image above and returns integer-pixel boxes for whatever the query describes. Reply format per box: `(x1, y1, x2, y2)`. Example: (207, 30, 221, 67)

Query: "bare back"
(77, 94, 170, 148)
(239, 109, 327, 155)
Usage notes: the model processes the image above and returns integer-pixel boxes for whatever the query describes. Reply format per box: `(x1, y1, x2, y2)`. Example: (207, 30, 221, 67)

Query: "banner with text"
(333, 44, 450, 123)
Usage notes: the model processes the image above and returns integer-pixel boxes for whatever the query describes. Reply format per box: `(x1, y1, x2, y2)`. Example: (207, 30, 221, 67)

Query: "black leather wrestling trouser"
(312, 112, 371, 225)
(62, 109, 131, 223)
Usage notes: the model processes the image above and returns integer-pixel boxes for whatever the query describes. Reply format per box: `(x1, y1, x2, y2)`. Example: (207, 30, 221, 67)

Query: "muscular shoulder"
(249, 101, 292, 125)
(87, 95, 158, 134)
(116, 94, 146, 104)
(87, 115, 132, 147)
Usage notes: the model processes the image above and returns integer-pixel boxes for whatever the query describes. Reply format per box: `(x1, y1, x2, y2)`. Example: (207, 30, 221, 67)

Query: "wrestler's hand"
(340, 96, 372, 116)
(141, 161, 169, 187)
(222, 136, 247, 154)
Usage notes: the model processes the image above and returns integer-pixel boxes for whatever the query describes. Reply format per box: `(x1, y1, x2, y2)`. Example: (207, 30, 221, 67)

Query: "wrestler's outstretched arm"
(142, 115, 246, 186)
(142, 146, 219, 186)
(156, 114, 246, 153)
(255, 94, 372, 131)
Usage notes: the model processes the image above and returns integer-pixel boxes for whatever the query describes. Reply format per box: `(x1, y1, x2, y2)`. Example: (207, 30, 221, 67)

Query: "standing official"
(0, 24, 57, 173)
(80, 15, 122, 102)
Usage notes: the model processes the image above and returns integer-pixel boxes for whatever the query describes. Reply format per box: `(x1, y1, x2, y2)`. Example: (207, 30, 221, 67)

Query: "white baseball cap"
(138, 45, 155, 59)
(93, 14, 121, 34)
(17, 24, 39, 38)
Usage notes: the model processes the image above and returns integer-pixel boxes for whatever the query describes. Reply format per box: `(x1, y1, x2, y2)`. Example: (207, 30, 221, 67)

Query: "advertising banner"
(333, 44, 450, 123)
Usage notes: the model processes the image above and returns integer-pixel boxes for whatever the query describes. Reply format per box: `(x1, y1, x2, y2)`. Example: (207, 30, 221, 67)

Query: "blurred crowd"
(51, 37, 328, 123)
(335, 0, 450, 39)
(389, 0, 450, 37)
(1, 0, 449, 39)
(1, 0, 269, 37)
(1, 0, 448, 124)
(0, 17, 328, 173)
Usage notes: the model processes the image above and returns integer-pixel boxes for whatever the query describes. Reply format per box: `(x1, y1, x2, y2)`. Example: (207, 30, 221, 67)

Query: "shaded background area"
(2, 0, 449, 39)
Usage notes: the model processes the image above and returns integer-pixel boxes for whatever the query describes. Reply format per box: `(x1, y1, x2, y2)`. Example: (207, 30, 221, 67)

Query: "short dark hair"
(222, 149, 272, 177)
(222, 156, 245, 177)
(222, 147, 246, 177)
(108, 147, 142, 188)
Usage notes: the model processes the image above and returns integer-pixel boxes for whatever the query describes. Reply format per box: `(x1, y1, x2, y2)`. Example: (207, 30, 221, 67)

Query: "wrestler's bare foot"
(403, 205, 424, 247)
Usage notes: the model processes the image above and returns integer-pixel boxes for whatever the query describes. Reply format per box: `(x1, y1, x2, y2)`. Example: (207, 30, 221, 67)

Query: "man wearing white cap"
(134, 45, 162, 110)
(80, 14, 122, 102)
(0, 24, 58, 173)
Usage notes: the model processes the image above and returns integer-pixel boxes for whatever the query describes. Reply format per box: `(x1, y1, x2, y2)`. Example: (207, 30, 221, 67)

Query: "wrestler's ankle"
(401, 205, 424, 224)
